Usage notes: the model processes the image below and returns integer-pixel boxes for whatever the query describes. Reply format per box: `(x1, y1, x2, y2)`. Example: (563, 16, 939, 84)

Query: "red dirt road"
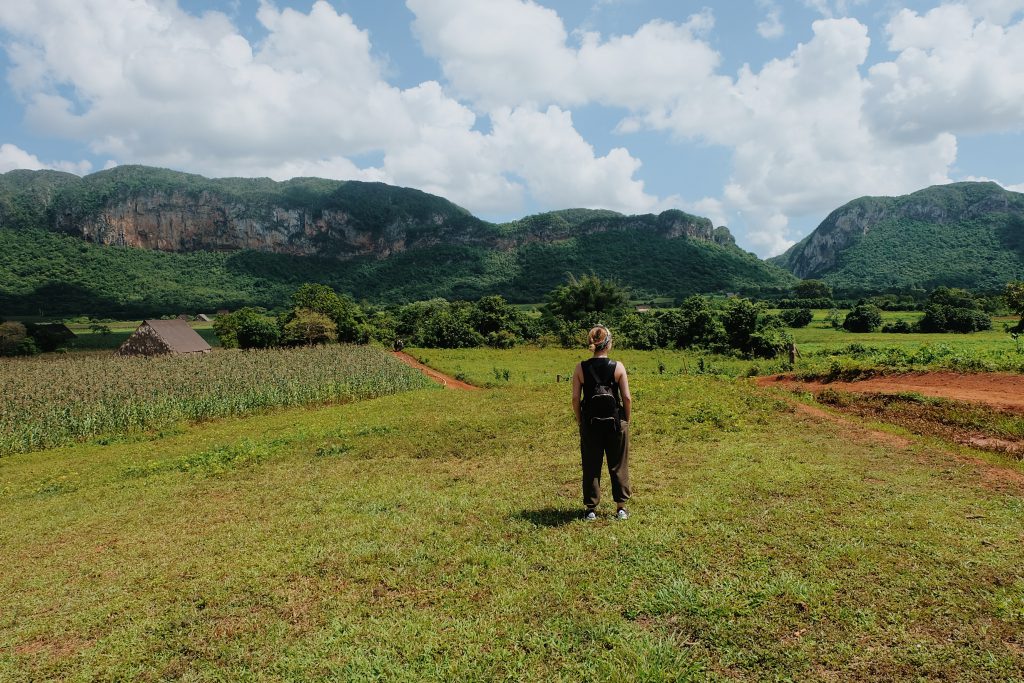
(391, 352, 479, 391)
(758, 372, 1024, 413)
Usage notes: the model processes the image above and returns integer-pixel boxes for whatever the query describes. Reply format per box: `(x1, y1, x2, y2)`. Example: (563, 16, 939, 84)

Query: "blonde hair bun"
(587, 325, 611, 352)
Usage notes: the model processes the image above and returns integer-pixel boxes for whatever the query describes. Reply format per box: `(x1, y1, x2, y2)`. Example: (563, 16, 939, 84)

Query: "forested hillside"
(0, 166, 795, 315)
(771, 182, 1024, 293)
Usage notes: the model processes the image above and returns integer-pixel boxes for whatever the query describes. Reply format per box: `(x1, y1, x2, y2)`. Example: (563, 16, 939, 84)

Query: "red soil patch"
(757, 372, 1024, 492)
(391, 352, 479, 391)
(786, 401, 913, 449)
(757, 372, 1024, 414)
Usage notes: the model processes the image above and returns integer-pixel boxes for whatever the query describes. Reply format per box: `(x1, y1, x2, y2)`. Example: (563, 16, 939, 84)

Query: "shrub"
(920, 304, 991, 333)
(618, 312, 660, 350)
(214, 307, 275, 349)
(281, 308, 338, 346)
(0, 322, 34, 356)
(236, 316, 281, 349)
(779, 308, 813, 328)
(881, 319, 914, 333)
(843, 304, 882, 332)
(793, 279, 832, 300)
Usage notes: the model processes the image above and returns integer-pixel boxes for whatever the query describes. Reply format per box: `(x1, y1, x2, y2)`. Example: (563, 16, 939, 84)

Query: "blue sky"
(1, 0, 1022, 255)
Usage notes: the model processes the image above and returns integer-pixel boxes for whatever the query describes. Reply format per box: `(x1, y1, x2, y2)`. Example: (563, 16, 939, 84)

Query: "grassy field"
(1, 348, 1023, 680)
(0, 345, 434, 456)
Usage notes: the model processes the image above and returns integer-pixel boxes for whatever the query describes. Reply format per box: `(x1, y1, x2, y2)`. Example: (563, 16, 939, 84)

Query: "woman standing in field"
(571, 325, 632, 521)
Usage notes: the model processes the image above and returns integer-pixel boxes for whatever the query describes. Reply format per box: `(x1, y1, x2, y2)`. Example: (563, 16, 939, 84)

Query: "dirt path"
(757, 372, 1024, 413)
(391, 352, 480, 391)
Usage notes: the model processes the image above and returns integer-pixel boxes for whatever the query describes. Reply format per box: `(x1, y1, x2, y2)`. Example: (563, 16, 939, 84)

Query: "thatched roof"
(30, 323, 76, 341)
(116, 319, 212, 356)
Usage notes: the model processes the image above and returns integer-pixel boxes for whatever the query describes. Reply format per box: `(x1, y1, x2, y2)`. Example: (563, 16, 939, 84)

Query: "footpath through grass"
(1, 350, 1023, 680)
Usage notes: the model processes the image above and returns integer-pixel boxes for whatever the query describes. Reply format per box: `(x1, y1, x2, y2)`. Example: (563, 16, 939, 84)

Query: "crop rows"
(0, 345, 434, 455)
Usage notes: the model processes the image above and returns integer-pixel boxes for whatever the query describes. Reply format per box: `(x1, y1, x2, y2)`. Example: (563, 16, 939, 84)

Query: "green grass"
(1, 349, 1023, 680)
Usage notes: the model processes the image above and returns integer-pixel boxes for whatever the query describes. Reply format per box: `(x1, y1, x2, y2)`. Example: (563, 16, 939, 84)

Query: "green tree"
(281, 309, 338, 346)
(541, 274, 629, 324)
(928, 286, 977, 309)
(655, 296, 723, 349)
(794, 279, 832, 300)
(213, 307, 272, 349)
(721, 298, 761, 352)
(471, 295, 526, 341)
(1006, 281, 1024, 333)
(843, 304, 882, 332)
(236, 316, 281, 349)
(618, 312, 660, 350)
(780, 307, 813, 328)
(0, 322, 37, 356)
(289, 283, 368, 343)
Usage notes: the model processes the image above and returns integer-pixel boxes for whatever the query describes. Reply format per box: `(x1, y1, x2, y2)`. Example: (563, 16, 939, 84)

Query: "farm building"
(195, 314, 212, 322)
(635, 305, 651, 313)
(116, 320, 212, 357)
(30, 323, 76, 342)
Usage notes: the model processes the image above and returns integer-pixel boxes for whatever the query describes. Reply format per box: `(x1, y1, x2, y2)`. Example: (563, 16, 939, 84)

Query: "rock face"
(773, 182, 1024, 279)
(58, 191, 437, 258)
(1, 166, 738, 259)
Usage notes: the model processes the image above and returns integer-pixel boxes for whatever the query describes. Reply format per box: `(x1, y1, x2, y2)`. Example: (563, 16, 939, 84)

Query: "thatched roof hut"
(195, 314, 212, 322)
(116, 320, 212, 357)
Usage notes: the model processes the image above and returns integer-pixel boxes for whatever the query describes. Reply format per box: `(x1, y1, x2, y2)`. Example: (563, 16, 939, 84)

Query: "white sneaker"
(616, 508, 629, 520)
(584, 510, 597, 521)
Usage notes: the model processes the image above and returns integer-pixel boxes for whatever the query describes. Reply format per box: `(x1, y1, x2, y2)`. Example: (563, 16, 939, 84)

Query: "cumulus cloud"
(962, 175, 1024, 193)
(0, 142, 91, 174)
(866, 4, 1024, 142)
(3, 0, 1021, 257)
(0, 0, 666, 217)
(757, 1, 785, 39)
(407, 0, 720, 110)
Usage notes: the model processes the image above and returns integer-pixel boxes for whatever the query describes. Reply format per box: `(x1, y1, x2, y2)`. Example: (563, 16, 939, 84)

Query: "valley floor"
(1, 350, 1023, 681)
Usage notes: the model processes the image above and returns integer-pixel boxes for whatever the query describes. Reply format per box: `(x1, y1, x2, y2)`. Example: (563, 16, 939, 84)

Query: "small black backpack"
(582, 359, 621, 430)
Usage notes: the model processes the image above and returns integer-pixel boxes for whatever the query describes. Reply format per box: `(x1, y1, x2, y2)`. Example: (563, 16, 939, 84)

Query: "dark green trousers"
(580, 419, 631, 510)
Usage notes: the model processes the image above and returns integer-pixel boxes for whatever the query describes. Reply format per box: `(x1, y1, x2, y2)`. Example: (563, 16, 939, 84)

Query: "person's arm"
(615, 363, 632, 422)
(571, 363, 584, 425)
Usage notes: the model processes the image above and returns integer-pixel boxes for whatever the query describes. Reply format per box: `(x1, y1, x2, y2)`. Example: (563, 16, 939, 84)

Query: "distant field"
(0, 345, 434, 455)
(1, 348, 1022, 680)
(61, 320, 221, 350)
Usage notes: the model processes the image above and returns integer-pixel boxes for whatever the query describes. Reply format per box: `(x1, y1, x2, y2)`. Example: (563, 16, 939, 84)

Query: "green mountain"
(0, 166, 795, 316)
(771, 182, 1024, 294)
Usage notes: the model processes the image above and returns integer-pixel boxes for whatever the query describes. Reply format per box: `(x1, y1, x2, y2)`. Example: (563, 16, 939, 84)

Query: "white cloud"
(622, 19, 957, 254)
(0, 0, 668, 218)
(0, 142, 91, 174)
(0, 143, 46, 172)
(962, 175, 1024, 193)
(757, 1, 785, 39)
(800, 0, 868, 18)
(407, 0, 720, 110)
(865, 4, 1024, 142)
(965, 0, 1024, 23)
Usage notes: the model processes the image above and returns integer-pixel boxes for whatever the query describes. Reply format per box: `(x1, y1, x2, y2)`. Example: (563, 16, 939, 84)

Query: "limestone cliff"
(0, 165, 738, 260)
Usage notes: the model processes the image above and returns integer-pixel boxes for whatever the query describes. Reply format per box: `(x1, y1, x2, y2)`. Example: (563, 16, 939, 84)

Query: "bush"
(0, 322, 33, 356)
(656, 296, 724, 349)
(236, 316, 281, 349)
(618, 312, 660, 350)
(919, 304, 991, 333)
(281, 309, 338, 346)
(747, 327, 792, 359)
(779, 307, 813, 328)
(794, 279, 832, 300)
(881, 319, 914, 333)
(843, 304, 882, 332)
(214, 308, 276, 349)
